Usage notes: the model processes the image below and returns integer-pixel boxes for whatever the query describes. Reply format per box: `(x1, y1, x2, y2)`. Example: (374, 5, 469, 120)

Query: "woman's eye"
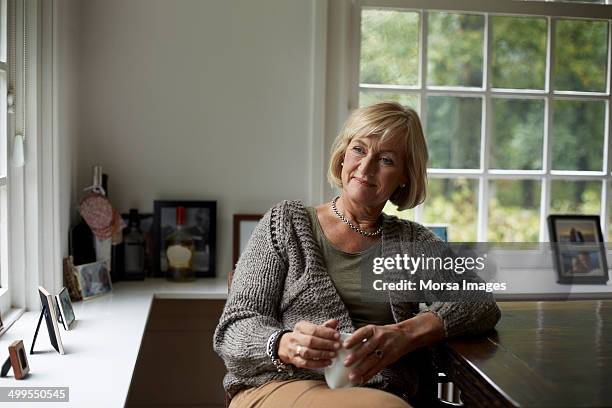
(381, 157, 394, 165)
(352, 146, 365, 154)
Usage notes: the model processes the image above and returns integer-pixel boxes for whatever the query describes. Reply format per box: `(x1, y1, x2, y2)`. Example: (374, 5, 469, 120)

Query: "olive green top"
(306, 206, 394, 328)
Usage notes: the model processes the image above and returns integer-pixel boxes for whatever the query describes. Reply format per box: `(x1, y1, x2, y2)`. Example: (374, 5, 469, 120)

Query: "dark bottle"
(123, 209, 145, 280)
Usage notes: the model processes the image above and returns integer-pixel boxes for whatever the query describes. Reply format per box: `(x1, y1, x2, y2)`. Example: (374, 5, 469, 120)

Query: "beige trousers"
(229, 380, 412, 408)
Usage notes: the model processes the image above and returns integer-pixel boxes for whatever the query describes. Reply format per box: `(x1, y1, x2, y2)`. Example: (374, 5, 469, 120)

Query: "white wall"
(56, 0, 80, 285)
(76, 0, 326, 276)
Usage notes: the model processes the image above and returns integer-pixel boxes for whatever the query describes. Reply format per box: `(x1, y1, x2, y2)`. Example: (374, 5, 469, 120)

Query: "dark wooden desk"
(434, 300, 612, 407)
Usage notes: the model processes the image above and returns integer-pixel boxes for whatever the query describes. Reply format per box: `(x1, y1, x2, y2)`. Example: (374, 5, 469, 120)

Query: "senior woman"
(214, 102, 500, 407)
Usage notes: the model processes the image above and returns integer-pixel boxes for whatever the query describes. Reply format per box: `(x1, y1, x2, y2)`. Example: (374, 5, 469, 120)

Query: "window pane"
(426, 96, 481, 169)
(555, 19, 608, 92)
(359, 91, 419, 112)
(383, 200, 413, 221)
(491, 16, 547, 90)
(552, 100, 605, 172)
(490, 98, 544, 170)
(488, 179, 541, 242)
(422, 178, 478, 242)
(609, 183, 612, 242)
(360, 9, 419, 86)
(0, 0, 5, 63)
(427, 12, 484, 87)
(550, 180, 601, 215)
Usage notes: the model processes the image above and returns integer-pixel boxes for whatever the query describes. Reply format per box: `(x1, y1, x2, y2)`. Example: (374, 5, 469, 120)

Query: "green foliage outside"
(488, 180, 541, 242)
(555, 19, 608, 92)
(422, 178, 478, 242)
(426, 96, 481, 169)
(490, 99, 544, 170)
(359, 9, 609, 242)
(427, 13, 484, 87)
(552, 100, 605, 172)
(491, 16, 547, 90)
(360, 10, 419, 85)
(359, 92, 419, 111)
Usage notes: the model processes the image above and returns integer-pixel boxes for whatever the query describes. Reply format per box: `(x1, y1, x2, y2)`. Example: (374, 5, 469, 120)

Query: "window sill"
(0, 307, 25, 338)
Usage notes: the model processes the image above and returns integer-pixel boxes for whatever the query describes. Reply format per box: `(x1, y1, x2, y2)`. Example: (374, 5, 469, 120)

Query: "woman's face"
(341, 135, 408, 208)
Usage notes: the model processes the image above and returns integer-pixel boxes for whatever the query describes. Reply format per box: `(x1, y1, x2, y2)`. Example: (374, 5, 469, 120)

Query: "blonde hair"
(328, 102, 428, 210)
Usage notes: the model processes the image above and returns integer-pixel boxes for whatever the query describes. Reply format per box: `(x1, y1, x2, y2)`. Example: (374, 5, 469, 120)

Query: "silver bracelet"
(266, 329, 292, 373)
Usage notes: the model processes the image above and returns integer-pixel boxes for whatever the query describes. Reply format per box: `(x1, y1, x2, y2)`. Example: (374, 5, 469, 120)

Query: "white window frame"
(1, 0, 61, 329)
(0, 0, 9, 317)
(347, 0, 612, 249)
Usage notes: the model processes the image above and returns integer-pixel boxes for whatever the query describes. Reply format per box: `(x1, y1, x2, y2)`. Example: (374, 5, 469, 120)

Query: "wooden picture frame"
(75, 260, 113, 300)
(153, 200, 217, 278)
(8, 340, 29, 379)
(547, 215, 609, 284)
(233, 214, 263, 268)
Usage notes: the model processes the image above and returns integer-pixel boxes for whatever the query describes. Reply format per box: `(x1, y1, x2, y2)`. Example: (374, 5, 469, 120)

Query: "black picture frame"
(37, 287, 65, 354)
(547, 215, 609, 284)
(153, 200, 217, 278)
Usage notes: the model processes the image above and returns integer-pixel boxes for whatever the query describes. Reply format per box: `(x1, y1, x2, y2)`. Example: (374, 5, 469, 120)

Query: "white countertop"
(0, 278, 229, 407)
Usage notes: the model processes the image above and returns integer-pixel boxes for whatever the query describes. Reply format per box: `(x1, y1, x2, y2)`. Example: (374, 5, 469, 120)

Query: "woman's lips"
(353, 177, 374, 187)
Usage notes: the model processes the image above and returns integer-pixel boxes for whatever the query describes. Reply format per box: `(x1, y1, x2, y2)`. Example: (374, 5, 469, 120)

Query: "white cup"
(324, 332, 363, 389)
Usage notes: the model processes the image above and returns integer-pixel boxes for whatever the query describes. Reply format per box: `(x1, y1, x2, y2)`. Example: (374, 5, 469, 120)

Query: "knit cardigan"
(213, 200, 501, 399)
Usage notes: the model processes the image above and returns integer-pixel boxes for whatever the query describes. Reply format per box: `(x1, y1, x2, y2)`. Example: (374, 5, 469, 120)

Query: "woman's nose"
(359, 155, 376, 176)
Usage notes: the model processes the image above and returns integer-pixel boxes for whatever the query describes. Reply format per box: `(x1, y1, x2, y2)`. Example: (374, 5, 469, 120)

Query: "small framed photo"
(8, 340, 30, 379)
(55, 287, 76, 330)
(37, 287, 65, 354)
(75, 259, 113, 299)
(425, 224, 448, 242)
(233, 214, 263, 267)
(548, 215, 609, 284)
(153, 201, 217, 277)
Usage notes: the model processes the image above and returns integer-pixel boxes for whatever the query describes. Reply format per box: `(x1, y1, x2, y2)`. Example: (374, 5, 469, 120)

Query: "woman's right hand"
(277, 319, 342, 369)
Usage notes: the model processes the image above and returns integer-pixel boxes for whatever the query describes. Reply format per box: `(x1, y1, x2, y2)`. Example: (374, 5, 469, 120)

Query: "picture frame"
(233, 214, 263, 268)
(37, 287, 65, 355)
(425, 224, 448, 242)
(120, 212, 154, 279)
(1, 340, 30, 379)
(75, 259, 113, 299)
(55, 287, 76, 330)
(153, 200, 217, 278)
(547, 215, 609, 284)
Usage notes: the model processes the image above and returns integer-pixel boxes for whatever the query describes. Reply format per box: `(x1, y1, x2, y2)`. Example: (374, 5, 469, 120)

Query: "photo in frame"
(547, 215, 609, 284)
(55, 287, 76, 330)
(233, 214, 263, 268)
(37, 287, 65, 354)
(153, 201, 217, 277)
(8, 340, 29, 379)
(1, 340, 30, 379)
(425, 224, 448, 242)
(75, 259, 113, 299)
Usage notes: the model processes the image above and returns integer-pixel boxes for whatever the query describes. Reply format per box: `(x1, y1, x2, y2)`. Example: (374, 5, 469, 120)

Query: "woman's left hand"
(343, 312, 445, 385)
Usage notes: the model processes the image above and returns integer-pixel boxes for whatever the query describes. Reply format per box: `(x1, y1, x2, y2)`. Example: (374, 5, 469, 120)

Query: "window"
(357, 1, 612, 242)
(0, 0, 8, 313)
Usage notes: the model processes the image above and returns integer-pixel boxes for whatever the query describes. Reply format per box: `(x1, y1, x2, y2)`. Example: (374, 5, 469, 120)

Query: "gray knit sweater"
(213, 200, 500, 399)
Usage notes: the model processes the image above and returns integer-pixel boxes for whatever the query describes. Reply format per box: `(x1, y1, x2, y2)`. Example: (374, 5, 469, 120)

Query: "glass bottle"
(164, 207, 195, 281)
(124, 209, 145, 280)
